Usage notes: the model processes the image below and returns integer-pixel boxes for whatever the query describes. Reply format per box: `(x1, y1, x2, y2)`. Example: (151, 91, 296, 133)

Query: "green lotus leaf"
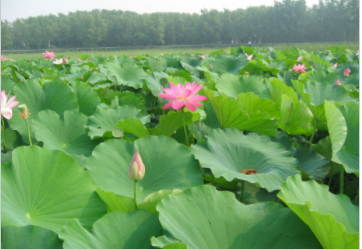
(1, 76, 16, 93)
(180, 62, 200, 77)
(146, 72, 170, 97)
(212, 55, 248, 75)
(150, 111, 193, 137)
(157, 185, 322, 249)
(8, 80, 79, 143)
(2, 146, 106, 232)
(149, 57, 167, 72)
(298, 70, 339, 84)
(87, 136, 203, 203)
(241, 181, 278, 204)
(116, 117, 150, 138)
(85, 71, 107, 84)
(237, 92, 280, 118)
(216, 74, 270, 99)
(32, 110, 98, 156)
(59, 210, 163, 249)
(278, 175, 359, 249)
(96, 187, 136, 213)
(324, 101, 359, 174)
(151, 236, 187, 249)
(191, 129, 300, 191)
(73, 81, 101, 116)
(279, 94, 314, 135)
(204, 89, 278, 136)
(87, 104, 149, 139)
(138, 189, 182, 215)
(108, 91, 148, 116)
(104, 62, 148, 89)
(266, 78, 298, 107)
(1, 225, 63, 249)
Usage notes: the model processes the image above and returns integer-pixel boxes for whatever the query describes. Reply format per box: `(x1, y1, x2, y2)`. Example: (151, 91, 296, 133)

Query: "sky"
(1, 0, 322, 22)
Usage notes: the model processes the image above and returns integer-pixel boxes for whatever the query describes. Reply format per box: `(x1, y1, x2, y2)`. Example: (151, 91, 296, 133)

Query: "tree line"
(1, 0, 359, 50)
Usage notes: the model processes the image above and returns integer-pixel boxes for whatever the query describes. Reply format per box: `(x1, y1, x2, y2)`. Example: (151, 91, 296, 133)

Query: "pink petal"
(1, 90, 7, 106)
(170, 82, 181, 96)
(191, 84, 203, 95)
(182, 89, 192, 98)
(6, 95, 19, 107)
(158, 93, 177, 100)
(162, 88, 175, 95)
(189, 95, 208, 102)
(162, 102, 174, 110)
(172, 100, 185, 110)
(185, 82, 192, 90)
(184, 101, 197, 112)
(1, 108, 13, 119)
(7, 100, 20, 109)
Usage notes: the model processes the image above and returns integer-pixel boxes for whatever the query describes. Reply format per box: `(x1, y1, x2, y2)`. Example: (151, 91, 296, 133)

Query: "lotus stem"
(1, 116, 7, 152)
(181, 108, 190, 146)
(25, 119, 32, 146)
(134, 180, 138, 209)
(63, 65, 66, 84)
(340, 167, 344, 194)
(309, 119, 318, 149)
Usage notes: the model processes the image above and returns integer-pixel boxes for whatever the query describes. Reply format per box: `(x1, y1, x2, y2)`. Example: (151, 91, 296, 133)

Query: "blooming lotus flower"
(1, 55, 4, 60)
(330, 63, 338, 68)
(292, 64, 307, 73)
(201, 55, 206, 59)
(356, 50, 359, 56)
(335, 79, 341, 85)
(53, 58, 63, 65)
(42, 50, 55, 60)
(296, 56, 303, 62)
(1, 90, 20, 120)
(128, 151, 145, 181)
(62, 57, 68, 64)
(158, 82, 208, 112)
(245, 53, 253, 60)
(343, 68, 351, 77)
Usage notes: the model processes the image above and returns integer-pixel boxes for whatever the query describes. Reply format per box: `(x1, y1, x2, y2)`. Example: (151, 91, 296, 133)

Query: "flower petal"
(191, 84, 203, 95)
(162, 102, 174, 110)
(189, 95, 208, 102)
(182, 89, 192, 98)
(184, 101, 197, 112)
(170, 82, 181, 96)
(172, 100, 185, 110)
(1, 107, 13, 120)
(1, 90, 7, 107)
(158, 93, 177, 100)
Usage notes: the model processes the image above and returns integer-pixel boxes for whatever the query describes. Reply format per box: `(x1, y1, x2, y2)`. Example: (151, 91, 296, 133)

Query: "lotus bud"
(62, 57, 68, 65)
(334, 79, 341, 85)
(128, 151, 145, 181)
(343, 68, 351, 77)
(18, 104, 29, 119)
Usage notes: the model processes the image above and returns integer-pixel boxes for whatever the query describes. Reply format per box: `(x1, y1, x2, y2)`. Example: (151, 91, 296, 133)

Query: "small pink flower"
(128, 151, 145, 181)
(335, 79, 341, 85)
(42, 50, 56, 60)
(296, 56, 303, 62)
(245, 53, 253, 60)
(292, 64, 307, 73)
(53, 58, 63, 65)
(158, 82, 208, 112)
(28, 59, 31, 62)
(356, 50, 359, 56)
(330, 63, 338, 68)
(343, 68, 351, 77)
(1, 55, 4, 60)
(201, 55, 206, 59)
(1, 90, 20, 120)
(78, 59, 82, 62)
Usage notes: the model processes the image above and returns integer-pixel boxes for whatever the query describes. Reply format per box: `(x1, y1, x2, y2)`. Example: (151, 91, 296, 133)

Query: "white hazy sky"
(1, 0, 322, 22)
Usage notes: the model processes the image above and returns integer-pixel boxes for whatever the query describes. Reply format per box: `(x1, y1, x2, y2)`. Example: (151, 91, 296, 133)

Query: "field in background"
(3, 43, 359, 60)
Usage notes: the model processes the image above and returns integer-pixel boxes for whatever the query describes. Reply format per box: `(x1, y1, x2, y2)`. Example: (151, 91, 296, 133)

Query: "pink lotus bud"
(334, 79, 341, 85)
(296, 56, 302, 62)
(28, 59, 31, 62)
(201, 55, 206, 59)
(1, 55, 4, 60)
(343, 68, 351, 77)
(356, 50, 359, 56)
(331, 63, 337, 68)
(128, 151, 145, 181)
(62, 57, 68, 64)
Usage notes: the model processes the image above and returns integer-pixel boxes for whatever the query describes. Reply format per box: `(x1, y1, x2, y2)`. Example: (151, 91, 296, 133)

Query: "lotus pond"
(1, 45, 359, 248)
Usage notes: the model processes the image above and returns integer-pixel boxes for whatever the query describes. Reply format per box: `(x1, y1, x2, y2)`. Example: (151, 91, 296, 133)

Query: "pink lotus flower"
(1, 55, 4, 60)
(331, 63, 338, 68)
(201, 55, 206, 59)
(343, 68, 351, 77)
(335, 79, 341, 85)
(296, 56, 303, 62)
(42, 50, 55, 60)
(356, 50, 359, 56)
(53, 58, 63, 65)
(1, 90, 20, 120)
(245, 53, 253, 60)
(158, 82, 208, 112)
(292, 64, 307, 73)
(128, 151, 145, 181)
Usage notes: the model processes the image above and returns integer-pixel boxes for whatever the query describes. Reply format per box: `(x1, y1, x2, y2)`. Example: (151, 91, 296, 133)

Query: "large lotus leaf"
(73, 81, 101, 116)
(1, 76, 16, 93)
(279, 94, 314, 135)
(149, 57, 167, 72)
(150, 111, 193, 137)
(1, 225, 63, 249)
(216, 74, 270, 99)
(324, 101, 359, 174)
(2, 146, 106, 232)
(104, 62, 148, 89)
(157, 185, 322, 249)
(212, 55, 248, 75)
(87, 104, 149, 139)
(116, 117, 150, 138)
(59, 210, 163, 249)
(138, 189, 182, 215)
(85, 71, 107, 84)
(107, 91, 147, 114)
(298, 70, 339, 85)
(203, 89, 278, 136)
(266, 78, 298, 107)
(32, 110, 98, 156)
(151, 236, 187, 249)
(237, 92, 280, 118)
(180, 62, 200, 77)
(278, 175, 359, 249)
(8, 80, 79, 143)
(191, 129, 300, 191)
(87, 136, 203, 203)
